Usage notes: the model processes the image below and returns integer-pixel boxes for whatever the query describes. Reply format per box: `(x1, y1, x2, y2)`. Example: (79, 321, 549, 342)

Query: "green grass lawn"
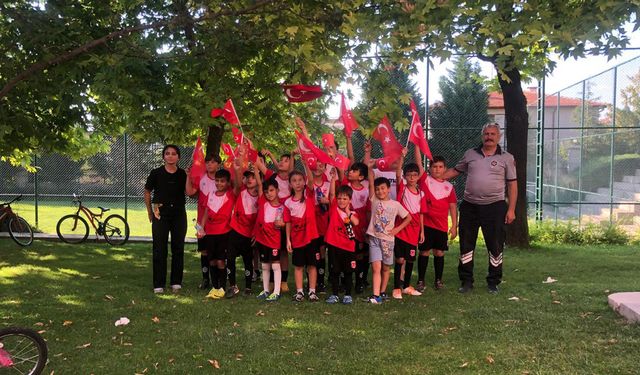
(1, 240, 639, 374)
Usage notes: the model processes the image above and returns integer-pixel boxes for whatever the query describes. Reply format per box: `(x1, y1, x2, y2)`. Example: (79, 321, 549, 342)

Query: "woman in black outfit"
(144, 145, 188, 293)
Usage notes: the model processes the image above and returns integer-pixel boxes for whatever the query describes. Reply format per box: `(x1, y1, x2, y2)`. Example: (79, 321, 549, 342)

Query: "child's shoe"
(206, 288, 217, 299)
(392, 288, 403, 299)
(402, 286, 422, 296)
(380, 292, 389, 301)
(266, 293, 280, 302)
(434, 279, 444, 290)
(326, 295, 339, 304)
(225, 285, 240, 299)
(342, 295, 353, 305)
(416, 281, 426, 293)
(293, 291, 305, 302)
(256, 290, 269, 300)
(368, 295, 382, 304)
(153, 288, 164, 294)
(308, 291, 319, 302)
(212, 288, 225, 299)
(244, 288, 253, 296)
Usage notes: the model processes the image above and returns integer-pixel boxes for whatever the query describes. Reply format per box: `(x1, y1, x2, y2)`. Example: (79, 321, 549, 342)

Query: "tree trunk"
(497, 67, 530, 248)
(206, 125, 224, 158)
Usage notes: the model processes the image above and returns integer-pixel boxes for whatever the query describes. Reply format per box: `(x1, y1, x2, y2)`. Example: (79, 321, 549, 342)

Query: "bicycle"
(56, 194, 130, 245)
(0, 326, 48, 374)
(0, 195, 34, 247)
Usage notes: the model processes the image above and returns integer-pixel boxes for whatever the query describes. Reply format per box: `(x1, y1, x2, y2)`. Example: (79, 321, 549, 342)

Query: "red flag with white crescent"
(211, 99, 240, 125)
(340, 93, 359, 137)
(409, 99, 433, 161)
(282, 84, 324, 103)
(332, 152, 351, 170)
(295, 130, 335, 167)
(376, 155, 396, 172)
(190, 136, 206, 186)
(372, 115, 403, 159)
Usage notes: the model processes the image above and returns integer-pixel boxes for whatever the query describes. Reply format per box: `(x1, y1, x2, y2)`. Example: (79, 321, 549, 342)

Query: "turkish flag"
(340, 93, 359, 137)
(231, 126, 243, 144)
(211, 99, 240, 125)
(190, 137, 206, 186)
(372, 115, 403, 158)
(221, 143, 235, 158)
(296, 136, 318, 170)
(332, 152, 351, 170)
(409, 99, 433, 161)
(295, 131, 335, 167)
(322, 133, 335, 149)
(376, 155, 396, 172)
(282, 84, 324, 103)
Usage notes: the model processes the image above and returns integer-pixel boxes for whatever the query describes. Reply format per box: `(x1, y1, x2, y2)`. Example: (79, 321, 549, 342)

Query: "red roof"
(488, 88, 604, 109)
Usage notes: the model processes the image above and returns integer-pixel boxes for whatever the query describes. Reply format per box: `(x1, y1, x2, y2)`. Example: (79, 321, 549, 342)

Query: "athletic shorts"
(256, 242, 281, 263)
(394, 237, 418, 261)
(227, 229, 253, 260)
(328, 245, 356, 273)
(197, 237, 206, 252)
(205, 233, 229, 261)
(419, 226, 449, 251)
(292, 243, 320, 267)
(355, 240, 368, 256)
(369, 236, 395, 266)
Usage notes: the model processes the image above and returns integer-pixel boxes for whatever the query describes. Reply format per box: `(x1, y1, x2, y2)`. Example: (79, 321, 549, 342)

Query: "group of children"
(185, 122, 458, 304)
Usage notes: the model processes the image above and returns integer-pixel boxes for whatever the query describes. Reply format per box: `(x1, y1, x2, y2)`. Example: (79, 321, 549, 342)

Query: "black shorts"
(419, 226, 449, 251)
(205, 233, 229, 261)
(197, 237, 206, 252)
(394, 237, 418, 261)
(328, 245, 357, 273)
(355, 240, 369, 256)
(292, 243, 320, 267)
(257, 242, 281, 263)
(227, 229, 253, 260)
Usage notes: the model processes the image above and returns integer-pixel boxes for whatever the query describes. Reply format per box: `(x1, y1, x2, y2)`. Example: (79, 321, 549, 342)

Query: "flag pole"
(228, 98, 245, 144)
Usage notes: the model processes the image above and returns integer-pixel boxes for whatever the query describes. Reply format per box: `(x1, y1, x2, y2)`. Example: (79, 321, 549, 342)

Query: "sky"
(327, 23, 640, 118)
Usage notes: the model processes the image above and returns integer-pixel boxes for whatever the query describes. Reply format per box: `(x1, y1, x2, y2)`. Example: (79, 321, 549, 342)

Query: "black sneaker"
(434, 279, 444, 290)
(199, 279, 210, 290)
(380, 292, 389, 301)
(487, 284, 499, 294)
(225, 285, 240, 298)
(458, 283, 473, 294)
(416, 281, 426, 293)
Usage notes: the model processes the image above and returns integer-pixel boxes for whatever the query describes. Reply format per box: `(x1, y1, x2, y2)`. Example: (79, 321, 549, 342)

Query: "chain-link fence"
(529, 55, 640, 233)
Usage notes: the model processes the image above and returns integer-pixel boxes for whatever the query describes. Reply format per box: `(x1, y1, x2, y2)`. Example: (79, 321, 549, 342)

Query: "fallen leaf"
(151, 316, 160, 323)
(508, 296, 520, 301)
(542, 277, 558, 284)
(62, 320, 73, 326)
(208, 359, 220, 369)
(235, 353, 243, 361)
(123, 342, 133, 346)
(323, 311, 331, 315)
(34, 322, 44, 327)
(104, 295, 115, 301)
(168, 358, 175, 363)
(460, 362, 469, 368)
(552, 300, 561, 304)
(37, 330, 46, 334)
(76, 343, 91, 349)
(293, 351, 302, 355)
(486, 355, 495, 364)
(114, 317, 130, 326)
(255, 310, 265, 316)
(233, 322, 240, 327)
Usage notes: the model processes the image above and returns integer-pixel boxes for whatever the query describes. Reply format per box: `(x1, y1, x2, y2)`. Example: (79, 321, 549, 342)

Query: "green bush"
(530, 220, 630, 245)
(580, 154, 640, 192)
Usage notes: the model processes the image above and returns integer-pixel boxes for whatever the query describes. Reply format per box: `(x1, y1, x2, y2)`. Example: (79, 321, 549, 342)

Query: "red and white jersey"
(204, 190, 235, 235)
(396, 180, 426, 246)
(275, 174, 290, 200)
(284, 188, 319, 248)
(420, 174, 457, 232)
(254, 196, 291, 249)
(341, 178, 369, 242)
(197, 174, 218, 221)
(230, 188, 259, 238)
(324, 200, 358, 252)
(313, 178, 331, 236)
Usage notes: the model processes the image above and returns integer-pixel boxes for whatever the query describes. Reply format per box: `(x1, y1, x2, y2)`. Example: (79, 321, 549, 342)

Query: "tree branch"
(0, 0, 277, 100)
(475, 52, 496, 63)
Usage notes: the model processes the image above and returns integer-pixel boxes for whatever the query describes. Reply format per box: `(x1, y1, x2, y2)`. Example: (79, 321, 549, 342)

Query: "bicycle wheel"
(56, 214, 89, 244)
(8, 216, 34, 246)
(0, 327, 48, 375)
(103, 214, 130, 245)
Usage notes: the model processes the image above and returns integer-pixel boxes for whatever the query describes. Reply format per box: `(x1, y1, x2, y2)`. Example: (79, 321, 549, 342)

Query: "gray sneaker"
(293, 291, 305, 302)
(225, 285, 240, 298)
(342, 295, 353, 305)
(308, 291, 319, 302)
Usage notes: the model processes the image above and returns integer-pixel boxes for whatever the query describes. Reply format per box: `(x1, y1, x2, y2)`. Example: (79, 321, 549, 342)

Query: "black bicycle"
(0, 327, 48, 374)
(0, 195, 34, 246)
(56, 194, 130, 245)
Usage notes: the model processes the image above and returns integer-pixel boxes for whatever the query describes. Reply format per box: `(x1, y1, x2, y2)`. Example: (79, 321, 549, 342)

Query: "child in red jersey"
(392, 149, 427, 299)
(325, 174, 360, 305)
(310, 161, 331, 293)
(186, 154, 221, 290)
(417, 155, 458, 292)
(254, 168, 291, 302)
(200, 169, 235, 299)
(285, 169, 320, 302)
(224, 152, 260, 298)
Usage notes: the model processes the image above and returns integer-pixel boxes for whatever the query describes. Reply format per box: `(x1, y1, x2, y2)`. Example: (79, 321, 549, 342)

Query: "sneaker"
(458, 283, 473, 294)
(211, 288, 225, 299)
(342, 295, 353, 305)
(256, 290, 270, 300)
(199, 279, 210, 290)
(434, 279, 444, 290)
(206, 287, 217, 299)
(153, 288, 164, 294)
(244, 288, 253, 296)
(326, 295, 340, 304)
(308, 291, 319, 302)
(280, 282, 289, 293)
(392, 288, 403, 299)
(316, 283, 326, 294)
(293, 291, 305, 302)
(487, 284, 499, 294)
(368, 295, 382, 304)
(266, 293, 280, 302)
(225, 285, 240, 299)
(402, 286, 422, 296)
(355, 284, 365, 294)
(416, 281, 426, 293)
(171, 284, 182, 294)
(380, 292, 389, 301)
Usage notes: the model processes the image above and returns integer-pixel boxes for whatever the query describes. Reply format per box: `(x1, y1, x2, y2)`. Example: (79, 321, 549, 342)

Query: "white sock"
(272, 263, 282, 294)
(262, 263, 271, 292)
